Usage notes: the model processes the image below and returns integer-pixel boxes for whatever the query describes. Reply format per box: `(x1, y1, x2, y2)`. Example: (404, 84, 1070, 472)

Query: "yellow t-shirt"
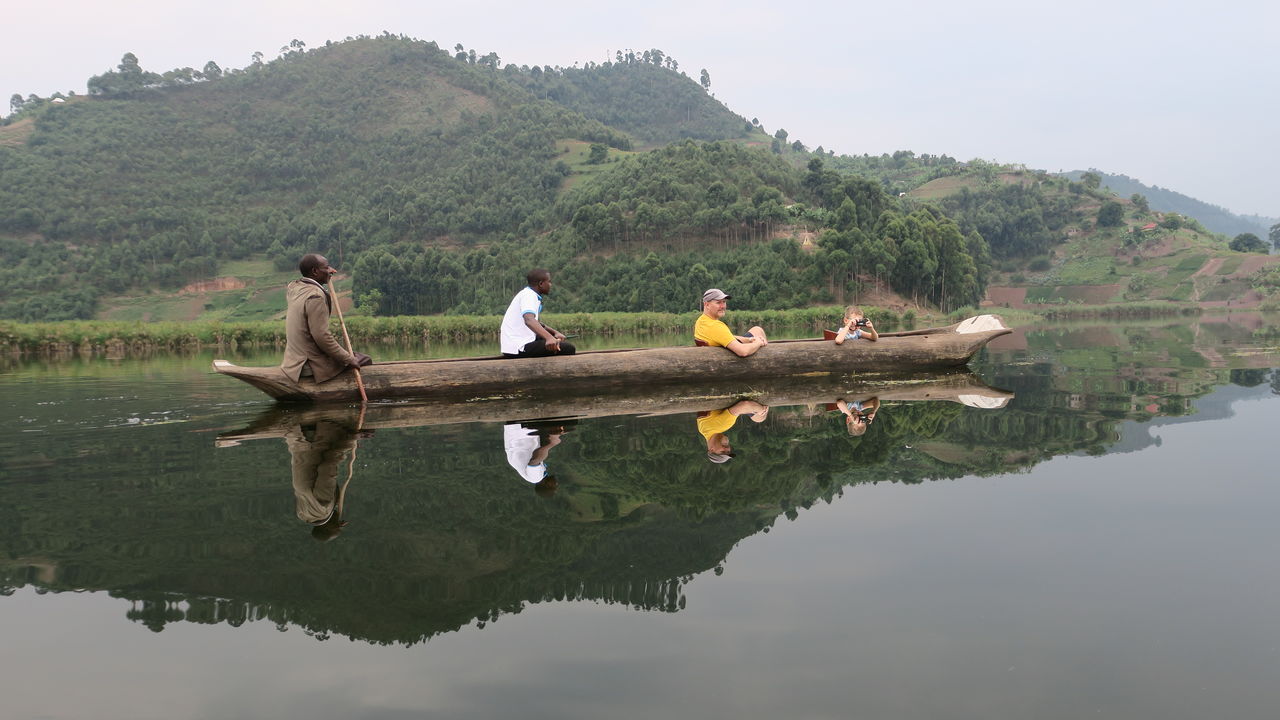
(697, 409, 739, 440)
(694, 314, 736, 347)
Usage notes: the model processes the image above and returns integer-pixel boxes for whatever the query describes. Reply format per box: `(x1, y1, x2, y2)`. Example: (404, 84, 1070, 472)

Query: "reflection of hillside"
(0, 375, 1027, 647)
(1, 437, 773, 644)
(977, 323, 1279, 457)
(14, 359, 1272, 647)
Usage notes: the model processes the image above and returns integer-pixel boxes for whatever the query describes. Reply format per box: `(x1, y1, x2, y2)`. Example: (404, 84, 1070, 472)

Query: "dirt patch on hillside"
(984, 287, 1026, 308)
(907, 176, 980, 200)
(1231, 254, 1279, 278)
(1118, 235, 1180, 259)
(0, 117, 35, 147)
(996, 173, 1036, 186)
(984, 284, 1121, 308)
(1054, 285, 1123, 304)
(835, 276, 918, 313)
(180, 277, 246, 294)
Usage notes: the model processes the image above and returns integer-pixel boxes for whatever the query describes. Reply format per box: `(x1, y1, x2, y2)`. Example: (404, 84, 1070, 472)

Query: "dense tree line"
(933, 177, 1078, 259)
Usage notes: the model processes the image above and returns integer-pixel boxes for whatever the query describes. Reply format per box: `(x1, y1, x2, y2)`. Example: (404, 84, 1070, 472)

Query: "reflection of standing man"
(286, 420, 359, 540)
(696, 399, 769, 463)
(503, 422, 563, 496)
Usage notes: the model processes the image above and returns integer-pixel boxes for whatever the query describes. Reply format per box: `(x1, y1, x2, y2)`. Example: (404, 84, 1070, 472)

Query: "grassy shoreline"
(1, 302, 1257, 355)
(0, 307, 909, 354)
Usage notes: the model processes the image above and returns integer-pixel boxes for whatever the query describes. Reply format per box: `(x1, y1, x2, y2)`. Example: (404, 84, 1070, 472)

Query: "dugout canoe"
(212, 314, 1012, 403)
(215, 369, 1013, 446)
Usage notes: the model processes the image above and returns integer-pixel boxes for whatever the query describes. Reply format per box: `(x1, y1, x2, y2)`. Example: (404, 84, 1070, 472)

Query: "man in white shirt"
(500, 269, 575, 358)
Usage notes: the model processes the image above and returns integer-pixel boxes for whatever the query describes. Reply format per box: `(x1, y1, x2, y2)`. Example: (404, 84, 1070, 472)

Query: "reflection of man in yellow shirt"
(694, 288, 768, 357)
(697, 399, 769, 463)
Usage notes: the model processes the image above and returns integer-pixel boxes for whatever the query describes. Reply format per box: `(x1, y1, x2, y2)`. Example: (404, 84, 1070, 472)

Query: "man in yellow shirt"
(693, 288, 769, 357)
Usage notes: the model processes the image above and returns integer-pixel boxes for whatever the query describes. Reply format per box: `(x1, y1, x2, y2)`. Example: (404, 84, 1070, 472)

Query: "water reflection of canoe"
(213, 315, 1012, 402)
(215, 370, 1013, 446)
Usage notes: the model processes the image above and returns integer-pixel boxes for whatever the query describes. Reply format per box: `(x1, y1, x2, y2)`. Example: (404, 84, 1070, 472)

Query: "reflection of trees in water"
(0, 370, 1247, 646)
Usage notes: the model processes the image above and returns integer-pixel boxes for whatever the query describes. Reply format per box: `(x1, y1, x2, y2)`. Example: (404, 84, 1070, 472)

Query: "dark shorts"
(503, 336, 577, 358)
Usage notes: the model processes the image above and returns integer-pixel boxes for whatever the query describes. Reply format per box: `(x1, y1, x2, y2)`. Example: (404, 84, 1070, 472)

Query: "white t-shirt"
(503, 423, 547, 483)
(500, 286, 542, 355)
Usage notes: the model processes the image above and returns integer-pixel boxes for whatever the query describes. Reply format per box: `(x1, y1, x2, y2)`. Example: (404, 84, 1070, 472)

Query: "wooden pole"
(328, 278, 368, 404)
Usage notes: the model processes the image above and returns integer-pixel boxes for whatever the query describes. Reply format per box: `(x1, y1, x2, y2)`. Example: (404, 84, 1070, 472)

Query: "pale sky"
(6, 0, 1277, 217)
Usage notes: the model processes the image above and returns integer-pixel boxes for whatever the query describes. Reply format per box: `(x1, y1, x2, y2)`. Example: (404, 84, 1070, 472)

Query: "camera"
(854, 318, 869, 327)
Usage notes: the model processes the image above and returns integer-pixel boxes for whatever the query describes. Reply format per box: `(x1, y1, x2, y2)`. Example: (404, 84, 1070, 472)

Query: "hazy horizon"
(6, 1, 1276, 219)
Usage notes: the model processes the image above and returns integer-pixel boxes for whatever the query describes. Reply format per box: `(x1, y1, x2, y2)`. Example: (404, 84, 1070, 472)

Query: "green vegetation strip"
(1174, 254, 1209, 273)
(0, 306, 906, 353)
(1216, 257, 1243, 275)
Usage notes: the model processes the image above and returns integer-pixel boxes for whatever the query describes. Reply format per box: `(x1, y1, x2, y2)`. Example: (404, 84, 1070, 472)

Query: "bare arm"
(540, 321, 566, 341)
(727, 326, 769, 356)
(834, 323, 852, 345)
(523, 313, 560, 351)
(528, 433, 562, 466)
(726, 337, 764, 357)
(727, 399, 769, 421)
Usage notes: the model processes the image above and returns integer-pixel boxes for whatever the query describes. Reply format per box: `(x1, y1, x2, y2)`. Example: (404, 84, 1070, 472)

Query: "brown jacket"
(281, 278, 356, 383)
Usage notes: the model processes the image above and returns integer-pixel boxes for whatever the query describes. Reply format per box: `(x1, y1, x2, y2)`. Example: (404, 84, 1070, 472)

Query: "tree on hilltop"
(87, 53, 163, 95)
(1229, 233, 1268, 253)
(1270, 222, 1280, 250)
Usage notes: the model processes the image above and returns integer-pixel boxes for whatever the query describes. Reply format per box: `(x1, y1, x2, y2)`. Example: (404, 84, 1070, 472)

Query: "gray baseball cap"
(702, 288, 731, 303)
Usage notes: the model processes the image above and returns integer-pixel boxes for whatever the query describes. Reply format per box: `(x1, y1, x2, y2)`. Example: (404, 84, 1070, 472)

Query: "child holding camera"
(834, 305, 879, 344)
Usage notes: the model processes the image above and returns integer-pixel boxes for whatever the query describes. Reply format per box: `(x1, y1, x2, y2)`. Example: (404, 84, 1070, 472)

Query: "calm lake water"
(2, 318, 1279, 720)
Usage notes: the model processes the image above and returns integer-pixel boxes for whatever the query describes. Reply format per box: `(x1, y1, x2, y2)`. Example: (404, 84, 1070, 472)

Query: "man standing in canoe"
(281, 254, 370, 382)
(694, 288, 768, 357)
(501, 269, 575, 358)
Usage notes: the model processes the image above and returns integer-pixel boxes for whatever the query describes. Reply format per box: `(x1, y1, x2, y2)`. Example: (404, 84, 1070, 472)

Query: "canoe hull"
(215, 369, 1013, 445)
(213, 315, 1011, 403)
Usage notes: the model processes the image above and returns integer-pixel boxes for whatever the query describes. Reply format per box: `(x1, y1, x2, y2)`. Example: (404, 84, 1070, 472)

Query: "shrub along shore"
(0, 306, 914, 354)
(0, 302, 1222, 355)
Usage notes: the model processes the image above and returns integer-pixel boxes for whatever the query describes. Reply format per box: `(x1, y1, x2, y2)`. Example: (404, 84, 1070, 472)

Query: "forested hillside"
(1061, 170, 1275, 239)
(1, 34, 996, 321)
(353, 149, 990, 314)
(504, 49, 754, 146)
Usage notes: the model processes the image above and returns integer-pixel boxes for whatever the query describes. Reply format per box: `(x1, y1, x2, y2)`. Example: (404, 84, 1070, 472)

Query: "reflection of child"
(834, 306, 879, 344)
(836, 397, 880, 436)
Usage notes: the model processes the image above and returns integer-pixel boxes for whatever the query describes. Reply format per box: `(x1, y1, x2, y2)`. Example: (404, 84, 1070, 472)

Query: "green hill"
(1, 35, 1000, 321)
(8, 35, 1271, 323)
(1062, 169, 1276, 239)
(909, 167, 1279, 307)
